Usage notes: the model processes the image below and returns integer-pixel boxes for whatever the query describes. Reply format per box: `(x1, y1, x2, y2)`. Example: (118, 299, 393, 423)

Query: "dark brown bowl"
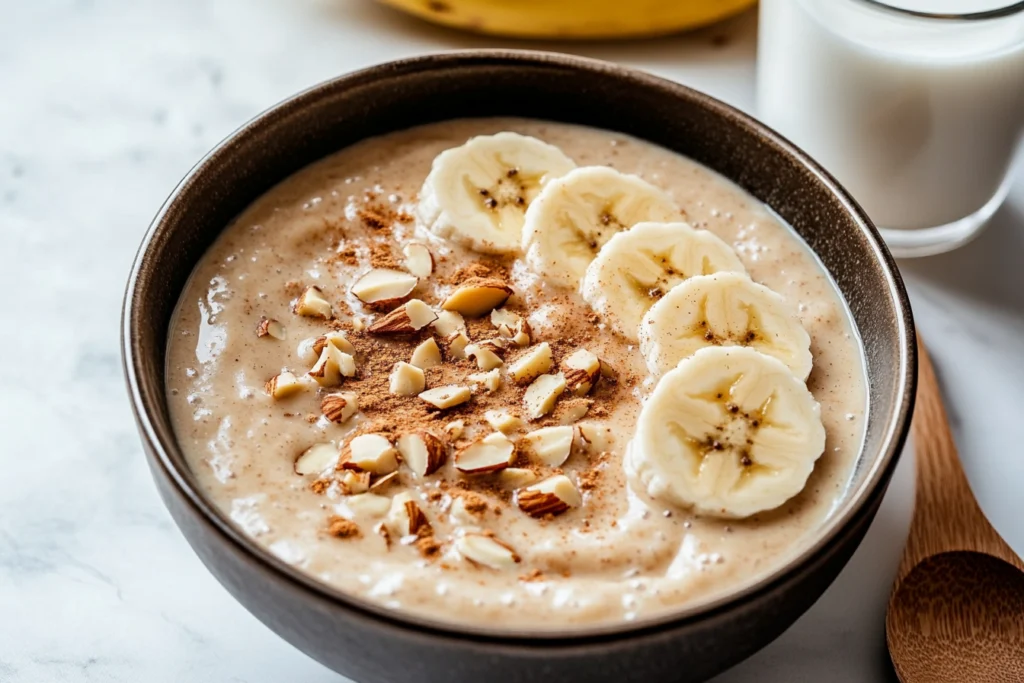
(122, 50, 915, 683)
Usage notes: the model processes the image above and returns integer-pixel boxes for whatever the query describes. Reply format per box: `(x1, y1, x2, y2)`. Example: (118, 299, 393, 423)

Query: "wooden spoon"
(886, 340, 1024, 681)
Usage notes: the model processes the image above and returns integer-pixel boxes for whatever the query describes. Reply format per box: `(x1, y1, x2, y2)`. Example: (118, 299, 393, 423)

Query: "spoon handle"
(897, 339, 1023, 581)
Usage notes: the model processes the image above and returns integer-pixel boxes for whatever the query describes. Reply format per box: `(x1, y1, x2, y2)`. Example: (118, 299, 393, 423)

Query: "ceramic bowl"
(122, 50, 916, 683)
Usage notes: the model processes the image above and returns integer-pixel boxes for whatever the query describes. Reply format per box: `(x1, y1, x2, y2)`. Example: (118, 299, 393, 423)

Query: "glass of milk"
(757, 0, 1024, 257)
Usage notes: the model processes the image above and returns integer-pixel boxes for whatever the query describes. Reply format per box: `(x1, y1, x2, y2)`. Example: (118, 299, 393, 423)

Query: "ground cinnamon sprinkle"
(326, 516, 361, 538)
(519, 569, 545, 582)
(369, 240, 400, 269)
(330, 243, 360, 266)
(358, 206, 392, 231)
(416, 535, 442, 558)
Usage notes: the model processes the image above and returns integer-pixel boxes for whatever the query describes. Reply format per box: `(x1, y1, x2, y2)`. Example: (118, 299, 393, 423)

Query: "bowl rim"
(122, 49, 916, 643)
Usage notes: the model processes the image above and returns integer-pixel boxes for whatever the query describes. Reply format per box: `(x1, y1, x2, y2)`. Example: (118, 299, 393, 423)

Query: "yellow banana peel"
(377, 0, 756, 40)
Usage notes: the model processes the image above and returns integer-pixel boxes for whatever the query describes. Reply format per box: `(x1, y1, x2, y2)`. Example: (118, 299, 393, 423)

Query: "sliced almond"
(351, 268, 417, 309)
(345, 493, 392, 518)
(308, 345, 356, 387)
(266, 371, 304, 399)
(386, 492, 431, 537)
(490, 307, 520, 333)
(368, 299, 438, 335)
(443, 331, 471, 360)
(523, 372, 566, 420)
(389, 362, 426, 396)
(561, 348, 601, 396)
(257, 317, 286, 340)
(517, 475, 581, 518)
(340, 469, 371, 494)
(520, 425, 575, 467)
(351, 317, 367, 332)
(450, 497, 481, 526)
(419, 385, 471, 410)
(402, 242, 434, 278)
(468, 368, 501, 393)
(507, 342, 553, 384)
(512, 319, 532, 347)
(294, 443, 339, 476)
(578, 421, 613, 453)
(557, 398, 592, 425)
(397, 430, 448, 476)
(432, 309, 466, 336)
(442, 278, 514, 318)
(295, 286, 333, 318)
(369, 470, 400, 492)
(341, 434, 399, 475)
(455, 432, 515, 474)
(484, 408, 523, 434)
(499, 467, 539, 489)
(456, 532, 521, 569)
(321, 392, 358, 424)
(410, 337, 442, 369)
(445, 420, 466, 439)
(312, 331, 355, 357)
(465, 343, 504, 371)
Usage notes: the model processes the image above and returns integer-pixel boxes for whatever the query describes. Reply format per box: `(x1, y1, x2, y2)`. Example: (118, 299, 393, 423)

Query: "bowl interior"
(124, 50, 915, 639)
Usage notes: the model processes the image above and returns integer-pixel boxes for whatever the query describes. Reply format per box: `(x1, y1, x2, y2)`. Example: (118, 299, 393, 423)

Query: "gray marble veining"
(1, 1, 1020, 681)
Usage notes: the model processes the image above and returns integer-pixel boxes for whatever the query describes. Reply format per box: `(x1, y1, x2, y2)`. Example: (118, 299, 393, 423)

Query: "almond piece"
(490, 307, 520, 334)
(341, 434, 399, 475)
(517, 475, 581, 518)
(443, 331, 471, 360)
(295, 285, 333, 318)
(257, 317, 286, 340)
(351, 317, 367, 332)
(442, 278, 514, 317)
(386, 492, 432, 537)
(410, 337, 442, 369)
(344, 493, 392, 518)
(308, 345, 356, 387)
(456, 532, 521, 569)
(340, 469, 371, 494)
(445, 420, 466, 439)
(389, 362, 426, 396)
(368, 299, 438, 335)
(523, 372, 566, 420)
(507, 342, 553, 384)
(321, 392, 358, 424)
(402, 242, 434, 278)
(465, 343, 504, 371)
(557, 398, 592, 425)
(397, 431, 448, 476)
(312, 331, 355, 357)
(369, 470, 400, 492)
(561, 348, 601, 396)
(484, 408, 523, 433)
(512, 319, 532, 347)
(468, 368, 501, 393)
(266, 371, 304, 399)
(294, 443, 340, 476)
(499, 467, 539, 489)
(432, 309, 466, 336)
(455, 432, 515, 474)
(419, 385, 471, 410)
(351, 268, 417, 309)
(578, 421, 613, 453)
(520, 425, 575, 467)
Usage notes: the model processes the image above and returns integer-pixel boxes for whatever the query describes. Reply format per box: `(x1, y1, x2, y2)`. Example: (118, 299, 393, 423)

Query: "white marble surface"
(1, 1, 1021, 681)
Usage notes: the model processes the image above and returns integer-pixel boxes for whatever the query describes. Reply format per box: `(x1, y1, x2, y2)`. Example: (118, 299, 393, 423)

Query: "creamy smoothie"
(166, 119, 866, 630)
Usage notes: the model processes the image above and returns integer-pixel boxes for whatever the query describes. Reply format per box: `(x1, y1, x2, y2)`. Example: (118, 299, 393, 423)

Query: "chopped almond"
(419, 385, 471, 410)
(465, 343, 504, 371)
(520, 425, 575, 467)
(517, 475, 582, 518)
(321, 392, 358, 424)
(442, 278, 514, 317)
(397, 431, 448, 476)
(456, 533, 520, 569)
(341, 434, 399, 474)
(455, 432, 515, 474)
(523, 372, 566, 420)
(443, 331, 471, 360)
(402, 242, 434, 278)
(507, 342, 553, 384)
(257, 317, 286, 340)
(389, 362, 426, 396)
(295, 286, 333, 318)
(432, 309, 466, 336)
(484, 408, 523, 433)
(351, 268, 417, 309)
(410, 337, 442, 369)
(294, 443, 339, 476)
(266, 371, 304, 399)
(368, 299, 438, 334)
(561, 348, 601, 396)
(468, 368, 501, 393)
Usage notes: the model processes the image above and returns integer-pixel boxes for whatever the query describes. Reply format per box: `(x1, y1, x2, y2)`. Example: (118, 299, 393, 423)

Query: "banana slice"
(418, 132, 576, 254)
(639, 272, 812, 380)
(580, 222, 746, 342)
(521, 167, 681, 288)
(628, 346, 825, 519)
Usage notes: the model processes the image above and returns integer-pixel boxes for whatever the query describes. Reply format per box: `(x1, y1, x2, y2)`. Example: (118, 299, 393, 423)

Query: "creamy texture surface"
(166, 118, 866, 630)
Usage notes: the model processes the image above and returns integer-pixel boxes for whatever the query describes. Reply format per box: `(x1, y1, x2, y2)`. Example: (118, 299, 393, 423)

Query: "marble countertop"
(2, 1, 1022, 681)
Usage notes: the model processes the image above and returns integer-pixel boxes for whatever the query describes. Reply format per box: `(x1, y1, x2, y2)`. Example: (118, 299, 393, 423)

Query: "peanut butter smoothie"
(166, 119, 866, 630)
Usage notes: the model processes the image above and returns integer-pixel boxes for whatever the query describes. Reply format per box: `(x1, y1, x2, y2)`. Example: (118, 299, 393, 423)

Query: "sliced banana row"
(627, 346, 826, 519)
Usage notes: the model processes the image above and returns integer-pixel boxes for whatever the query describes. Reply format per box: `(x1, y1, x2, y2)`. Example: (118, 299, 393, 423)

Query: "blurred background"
(1, 1, 1021, 682)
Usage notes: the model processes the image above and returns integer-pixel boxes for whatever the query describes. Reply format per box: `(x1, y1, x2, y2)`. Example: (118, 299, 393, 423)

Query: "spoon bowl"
(886, 342, 1024, 682)
(888, 551, 1024, 681)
